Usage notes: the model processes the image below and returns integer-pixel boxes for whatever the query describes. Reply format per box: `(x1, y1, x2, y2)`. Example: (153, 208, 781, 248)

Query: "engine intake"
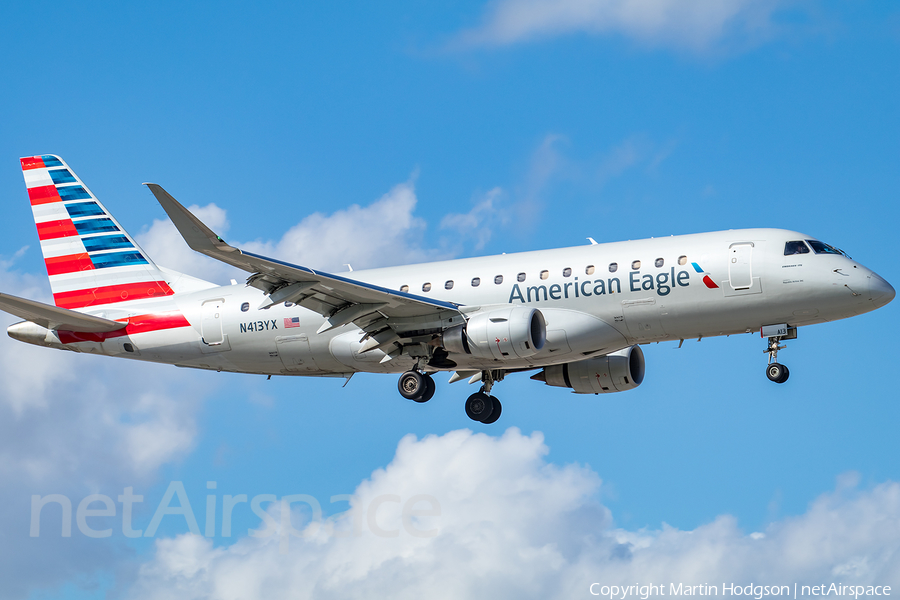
(533, 345, 645, 394)
(442, 306, 546, 360)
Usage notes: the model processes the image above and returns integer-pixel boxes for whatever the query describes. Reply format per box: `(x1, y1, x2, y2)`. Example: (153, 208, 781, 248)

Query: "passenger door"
(728, 243, 753, 290)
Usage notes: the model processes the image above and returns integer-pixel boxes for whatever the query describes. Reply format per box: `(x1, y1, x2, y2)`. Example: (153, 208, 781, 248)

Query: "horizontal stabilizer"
(0, 291, 126, 333)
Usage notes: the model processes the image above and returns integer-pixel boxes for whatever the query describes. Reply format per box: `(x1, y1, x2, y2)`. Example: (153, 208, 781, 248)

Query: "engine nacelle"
(442, 306, 546, 360)
(534, 345, 645, 394)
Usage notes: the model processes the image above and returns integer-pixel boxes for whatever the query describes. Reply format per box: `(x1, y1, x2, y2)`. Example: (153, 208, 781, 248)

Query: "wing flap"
(0, 291, 127, 333)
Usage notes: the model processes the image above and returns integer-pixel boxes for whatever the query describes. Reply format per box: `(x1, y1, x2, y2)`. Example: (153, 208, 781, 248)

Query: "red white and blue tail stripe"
(21, 154, 175, 309)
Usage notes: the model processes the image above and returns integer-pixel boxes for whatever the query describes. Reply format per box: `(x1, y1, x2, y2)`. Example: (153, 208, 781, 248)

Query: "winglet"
(143, 183, 238, 256)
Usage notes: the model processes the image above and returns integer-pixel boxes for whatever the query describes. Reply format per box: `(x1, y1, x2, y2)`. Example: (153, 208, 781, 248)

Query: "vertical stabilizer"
(21, 154, 175, 309)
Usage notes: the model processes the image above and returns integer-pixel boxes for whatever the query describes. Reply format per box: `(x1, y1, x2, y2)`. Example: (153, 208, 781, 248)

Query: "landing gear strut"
(764, 336, 790, 384)
(465, 370, 503, 424)
(398, 370, 436, 402)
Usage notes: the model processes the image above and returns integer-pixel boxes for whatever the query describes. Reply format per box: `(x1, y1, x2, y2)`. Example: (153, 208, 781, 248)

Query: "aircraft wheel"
(779, 365, 790, 383)
(481, 396, 502, 424)
(414, 374, 436, 403)
(398, 371, 426, 400)
(465, 392, 494, 422)
(766, 363, 789, 384)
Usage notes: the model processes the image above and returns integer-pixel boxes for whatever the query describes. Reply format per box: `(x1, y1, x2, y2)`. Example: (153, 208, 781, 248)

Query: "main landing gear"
(397, 369, 503, 424)
(464, 370, 502, 424)
(397, 370, 436, 403)
(764, 335, 790, 384)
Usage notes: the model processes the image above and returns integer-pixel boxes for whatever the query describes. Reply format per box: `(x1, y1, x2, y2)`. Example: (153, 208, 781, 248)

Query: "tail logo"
(21, 155, 174, 309)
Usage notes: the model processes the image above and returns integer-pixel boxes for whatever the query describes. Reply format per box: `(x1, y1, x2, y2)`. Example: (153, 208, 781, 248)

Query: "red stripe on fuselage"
(37, 219, 79, 240)
(45, 253, 95, 276)
(21, 156, 45, 170)
(702, 275, 719, 289)
(57, 311, 191, 344)
(28, 185, 62, 205)
(53, 281, 175, 309)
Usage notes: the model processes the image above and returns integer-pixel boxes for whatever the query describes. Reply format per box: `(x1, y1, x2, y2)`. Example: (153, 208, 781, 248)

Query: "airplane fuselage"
(11, 228, 892, 379)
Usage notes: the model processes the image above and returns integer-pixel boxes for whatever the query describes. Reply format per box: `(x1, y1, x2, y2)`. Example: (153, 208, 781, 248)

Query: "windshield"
(806, 240, 850, 258)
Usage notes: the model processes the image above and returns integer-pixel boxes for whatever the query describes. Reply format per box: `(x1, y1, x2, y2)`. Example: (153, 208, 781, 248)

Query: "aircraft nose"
(869, 272, 895, 308)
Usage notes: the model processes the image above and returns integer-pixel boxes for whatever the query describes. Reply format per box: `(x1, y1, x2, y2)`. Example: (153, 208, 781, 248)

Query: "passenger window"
(655, 258, 664, 268)
(400, 285, 409, 292)
(517, 272, 526, 282)
(585, 265, 595, 275)
(540, 270, 549, 280)
(494, 275, 503, 285)
(422, 283, 432, 292)
(563, 267, 572, 277)
(240, 302, 250, 312)
(632, 260, 641, 270)
(445, 280, 454, 290)
(609, 262, 618, 273)
(471, 277, 480, 287)
(678, 255, 687, 266)
(284, 302, 294, 307)
(784, 241, 810, 256)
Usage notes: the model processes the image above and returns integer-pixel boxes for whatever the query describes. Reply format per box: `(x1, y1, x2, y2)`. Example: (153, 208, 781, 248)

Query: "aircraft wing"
(0, 292, 127, 333)
(145, 184, 464, 345)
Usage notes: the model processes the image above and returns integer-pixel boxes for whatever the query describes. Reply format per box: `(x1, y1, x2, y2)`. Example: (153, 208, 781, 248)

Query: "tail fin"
(21, 154, 175, 309)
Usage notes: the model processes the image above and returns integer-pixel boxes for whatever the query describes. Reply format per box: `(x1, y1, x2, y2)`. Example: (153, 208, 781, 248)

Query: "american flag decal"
(284, 317, 300, 328)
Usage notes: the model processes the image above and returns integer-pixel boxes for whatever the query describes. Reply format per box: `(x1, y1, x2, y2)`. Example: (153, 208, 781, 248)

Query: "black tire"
(766, 363, 786, 383)
(481, 396, 502, 424)
(398, 371, 426, 400)
(414, 374, 436, 403)
(778, 365, 790, 384)
(465, 392, 494, 422)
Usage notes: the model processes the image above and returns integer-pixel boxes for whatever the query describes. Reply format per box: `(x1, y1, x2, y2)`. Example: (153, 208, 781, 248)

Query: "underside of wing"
(0, 291, 127, 333)
(144, 183, 465, 353)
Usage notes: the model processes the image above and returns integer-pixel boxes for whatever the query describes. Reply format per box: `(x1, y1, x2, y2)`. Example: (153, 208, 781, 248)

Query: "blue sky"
(1, 1, 899, 598)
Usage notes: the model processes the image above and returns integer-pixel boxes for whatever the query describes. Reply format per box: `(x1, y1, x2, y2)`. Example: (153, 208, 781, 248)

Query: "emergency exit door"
(201, 299, 225, 346)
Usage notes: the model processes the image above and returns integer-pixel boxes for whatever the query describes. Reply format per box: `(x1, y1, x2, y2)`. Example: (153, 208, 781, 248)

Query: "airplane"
(1, 155, 894, 424)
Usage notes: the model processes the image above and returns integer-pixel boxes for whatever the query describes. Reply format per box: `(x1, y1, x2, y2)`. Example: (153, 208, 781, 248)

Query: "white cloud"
(0, 258, 213, 598)
(137, 203, 244, 285)
(510, 133, 676, 231)
(440, 187, 508, 250)
(127, 428, 900, 599)
(136, 179, 441, 283)
(246, 179, 438, 273)
(455, 0, 785, 52)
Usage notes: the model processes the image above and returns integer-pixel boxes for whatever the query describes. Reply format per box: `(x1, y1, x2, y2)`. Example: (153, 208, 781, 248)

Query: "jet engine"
(442, 306, 546, 360)
(531, 345, 645, 394)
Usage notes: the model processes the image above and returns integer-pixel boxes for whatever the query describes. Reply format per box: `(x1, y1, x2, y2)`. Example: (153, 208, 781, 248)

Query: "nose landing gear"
(764, 335, 790, 384)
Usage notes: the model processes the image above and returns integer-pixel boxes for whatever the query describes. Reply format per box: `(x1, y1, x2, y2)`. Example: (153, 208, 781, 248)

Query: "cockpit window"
(784, 241, 810, 256)
(806, 240, 848, 257)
